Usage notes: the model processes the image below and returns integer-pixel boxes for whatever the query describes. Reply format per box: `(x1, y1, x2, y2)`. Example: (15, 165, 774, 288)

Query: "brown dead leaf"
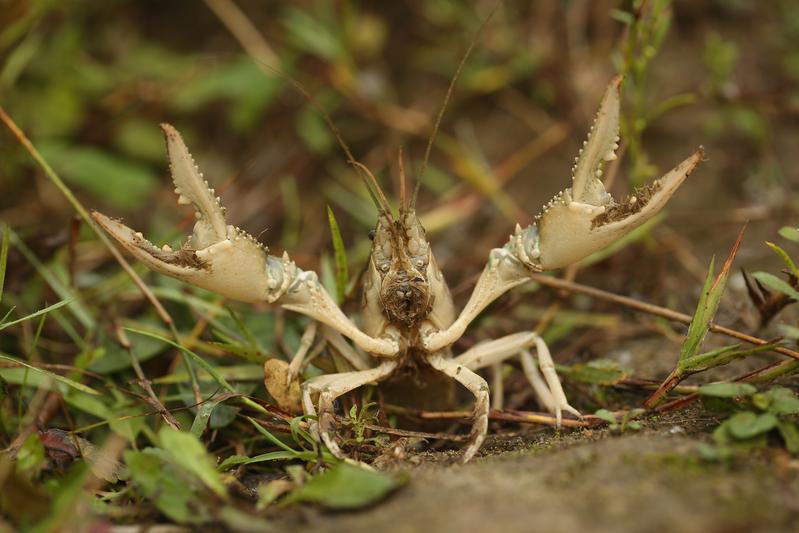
(263, 359, 302, 414)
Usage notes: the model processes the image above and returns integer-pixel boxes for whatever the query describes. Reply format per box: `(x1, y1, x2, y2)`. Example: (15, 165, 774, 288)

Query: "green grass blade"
(125, 327, 267, 414)
(218, 451, 300, 470)
(9, 229, 94, 329)
(645, 227, 746, 408)
(0, 299, 73, 331)
(125, 327, 235, 392)
(679, 256, 717, 362)
(0, 224, 8, 303)
(0, 354, 100, 395)
(247, 417, 301, 456)
(765, 241, 799, 277)
(679, 226, 746, 363)
(327, 206, 349, 304)
(752, 271, 799, 301)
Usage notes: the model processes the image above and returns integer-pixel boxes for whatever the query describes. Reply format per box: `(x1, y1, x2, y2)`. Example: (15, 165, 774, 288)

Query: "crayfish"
(93, 76, 702, 463)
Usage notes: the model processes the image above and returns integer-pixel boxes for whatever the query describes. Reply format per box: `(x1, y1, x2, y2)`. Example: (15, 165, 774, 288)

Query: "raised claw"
(507, 77, 704, 271)
(93, 124, 399, 357)
(92, 124, 283, 304)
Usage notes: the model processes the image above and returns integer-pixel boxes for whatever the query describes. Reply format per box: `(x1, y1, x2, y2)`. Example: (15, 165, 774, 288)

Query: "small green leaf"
(752, 393, 770, 411)
(778, 226, 799, 243)
(594, 409, 617, 424)
(777, 421, 799, 455)
(762, 386, 799, 415)
(125, 451, 205, 524)
(284, 463, 404, 509)
(158, 427, 228, 499)
(327, 206, 349, 304)
(681, 265, 719, 361)
(682, 343, 776, 374)
(698, 383, 757, 398)
(727, 411, 777, 440)
(751, 271, 799, 301)
(16, 433, 45, 474)
(190, 392, 241, 438)
(566, 359, 628, 385)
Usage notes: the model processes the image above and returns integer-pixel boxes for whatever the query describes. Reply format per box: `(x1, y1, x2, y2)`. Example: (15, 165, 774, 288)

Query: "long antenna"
(350, 160, 392, 216)
(412, 3, 501, 208)
(398, 146, 407, 211)
(255, 61, 395, 214)
(269, 68, 357, 164)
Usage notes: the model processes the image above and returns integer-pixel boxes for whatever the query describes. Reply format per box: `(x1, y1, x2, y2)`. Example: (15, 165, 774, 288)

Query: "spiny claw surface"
(94, 126, 400, 357)
(92, 124, 289, 304)
(507, 77, 704, 271)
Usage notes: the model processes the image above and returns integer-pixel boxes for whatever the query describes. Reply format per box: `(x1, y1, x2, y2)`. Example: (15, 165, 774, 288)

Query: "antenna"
(253, 61, 392, 213)
(350, 160, 392, 216)
(412, 3, 500, 208)
(398, 146, 407, 211)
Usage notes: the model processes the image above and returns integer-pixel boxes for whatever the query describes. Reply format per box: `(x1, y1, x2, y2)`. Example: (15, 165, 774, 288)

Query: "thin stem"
(529, 272, 799, 362)
(202, 0, 279, 69)
(115, 324, 180, 430)
(416, 409, 596, 428)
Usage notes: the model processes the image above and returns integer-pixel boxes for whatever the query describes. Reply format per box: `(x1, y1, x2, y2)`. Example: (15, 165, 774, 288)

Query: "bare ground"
(272, 408, 799, 533)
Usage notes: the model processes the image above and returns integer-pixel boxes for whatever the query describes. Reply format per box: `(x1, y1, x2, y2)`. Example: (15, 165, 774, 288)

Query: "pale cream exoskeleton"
(92, 77, 703, 463)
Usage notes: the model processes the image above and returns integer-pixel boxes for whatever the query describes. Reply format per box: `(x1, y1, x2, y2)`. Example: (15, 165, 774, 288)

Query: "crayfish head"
(369, 209, 433, 327)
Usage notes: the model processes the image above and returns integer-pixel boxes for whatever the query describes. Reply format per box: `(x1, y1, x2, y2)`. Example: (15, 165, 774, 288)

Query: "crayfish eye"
(368, 229, 376, 241)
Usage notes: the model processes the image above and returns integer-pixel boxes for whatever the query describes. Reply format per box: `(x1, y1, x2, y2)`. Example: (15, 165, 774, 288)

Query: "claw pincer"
(506, 77, 703, 272)
(93, 125, 399, 357)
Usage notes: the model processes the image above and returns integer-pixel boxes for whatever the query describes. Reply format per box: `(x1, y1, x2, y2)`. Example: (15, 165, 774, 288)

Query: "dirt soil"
(273, 408, 799, 533)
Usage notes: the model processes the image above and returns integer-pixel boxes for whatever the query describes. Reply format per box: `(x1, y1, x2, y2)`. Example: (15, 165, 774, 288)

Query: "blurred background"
(1, 0, 799, 420)
(2, 0, 798, 276)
